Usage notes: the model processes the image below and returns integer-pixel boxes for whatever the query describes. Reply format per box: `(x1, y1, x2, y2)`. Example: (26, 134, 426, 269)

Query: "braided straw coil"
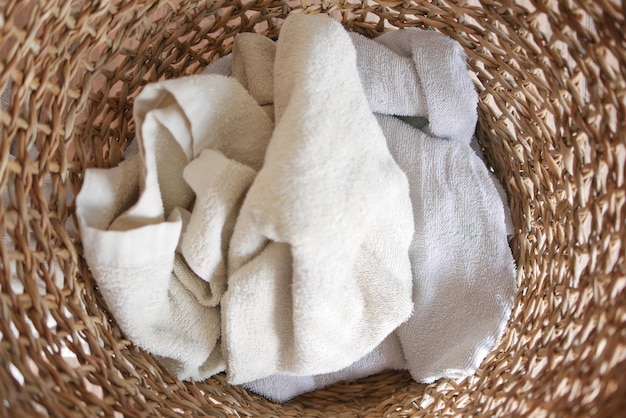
(1, 1, 625, 416)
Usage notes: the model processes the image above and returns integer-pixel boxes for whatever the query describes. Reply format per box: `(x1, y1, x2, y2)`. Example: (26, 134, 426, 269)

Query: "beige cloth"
(76, 74, 273, 380)
(77, 15, 414, 386)
(222, 14, 414, 385)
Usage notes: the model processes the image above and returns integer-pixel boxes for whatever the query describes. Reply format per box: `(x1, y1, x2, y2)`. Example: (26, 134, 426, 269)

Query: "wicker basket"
(1, 1, 625, 416)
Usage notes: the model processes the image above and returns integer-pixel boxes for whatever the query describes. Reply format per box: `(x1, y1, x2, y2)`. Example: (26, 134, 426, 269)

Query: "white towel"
(351, 30, 478, 145)
(76, 74, 273, 381)
(78, 160, 224, 381)
(205, 31, 410, 400)
(202, 33, 275, 115)
(243, 333, 406, 403)
(377, 114, 516, 383)
(207, 34, 509, 235)
(353, 30, 513, 236)
(232, 33, 275, 107)
(348, 33, 427, 117)
(180, 149, 257, 305)
(194, 24, 514, 401)
(351, 27, 515, 383)
(179, 33, 275, 304)
(221, 14, 414, 385)
(353, 29, 515, 383)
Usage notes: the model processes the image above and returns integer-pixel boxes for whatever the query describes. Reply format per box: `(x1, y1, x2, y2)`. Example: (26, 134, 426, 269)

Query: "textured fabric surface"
(2, 1, 624, 416)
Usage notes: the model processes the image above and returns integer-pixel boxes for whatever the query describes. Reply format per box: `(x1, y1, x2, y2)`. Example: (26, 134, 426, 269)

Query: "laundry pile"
(76, 13, 516, 402)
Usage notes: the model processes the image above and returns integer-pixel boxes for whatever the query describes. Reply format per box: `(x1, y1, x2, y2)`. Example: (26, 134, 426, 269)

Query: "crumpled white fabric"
(244, 25, 516, 401)
(77, 74, 272, 380)
(77, 13, 414, 386)
(76, 12, 516, 403)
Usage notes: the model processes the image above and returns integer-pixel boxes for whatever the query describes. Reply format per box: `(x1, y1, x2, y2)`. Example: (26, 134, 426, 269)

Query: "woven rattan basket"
(1, 1, 625, 416)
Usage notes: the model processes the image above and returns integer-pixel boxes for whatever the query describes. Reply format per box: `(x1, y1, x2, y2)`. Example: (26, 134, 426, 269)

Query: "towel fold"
(377, 29, 478, 144)
(348, 32, 427, 117)
(180, 149, 257, 305)
(352, 28, 513, 235)
(377, 114, 516, 383)
(76, 13, 516, 401)
(77, 74, 273, 381)
(78, 162, 225, 380)
(222, 14, 414, 385)
(232, 33, 276, 107)
(350, 27, 516, 383)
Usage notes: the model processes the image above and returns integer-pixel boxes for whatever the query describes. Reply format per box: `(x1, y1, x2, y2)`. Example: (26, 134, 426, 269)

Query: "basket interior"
(1, 1, 625, 416)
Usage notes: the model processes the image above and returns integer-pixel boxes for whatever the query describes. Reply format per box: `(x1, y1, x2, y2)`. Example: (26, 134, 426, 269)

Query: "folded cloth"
(377, 114, 516, 383)
(232, 33, 275, 107)
(76, 74, 273, 381)
(194, 24, 515, 401)
(212, 32, 409, 401)
(180, 149, 257, 305)
(181, 33, 274, 296)
(352, 26, 516, 383)
(243, 333, 406, 403)
(350, 30, 478, 145)
(221, 14, 414, 385)
(204, 37, 513, 235)
(348, 33, 427, 117)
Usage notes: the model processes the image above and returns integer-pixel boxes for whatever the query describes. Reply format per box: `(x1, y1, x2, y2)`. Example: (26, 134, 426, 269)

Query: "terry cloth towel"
(206, 31, 410, 400)
(243, 333, 406, 403)
(221, 13, 414, 385)
(195, 26, 514, 402)
(76, 74, 273, 381)
(351, 29, 516, 383)
(349, 30, 477, 145)
(206, 38, 513, 239)
(179, 32, 276, 299)
(352, 29, 513, 236)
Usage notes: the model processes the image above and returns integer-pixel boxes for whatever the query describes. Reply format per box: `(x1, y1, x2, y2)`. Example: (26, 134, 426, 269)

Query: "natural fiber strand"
(1, 0, 625, 416)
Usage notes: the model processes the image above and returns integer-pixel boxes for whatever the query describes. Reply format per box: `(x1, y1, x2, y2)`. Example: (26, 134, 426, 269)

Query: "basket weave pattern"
(1, 1, 625, 416)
